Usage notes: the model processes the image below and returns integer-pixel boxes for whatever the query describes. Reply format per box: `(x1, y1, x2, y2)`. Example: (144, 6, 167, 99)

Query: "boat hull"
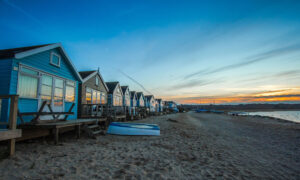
(107, 122, 160, 136)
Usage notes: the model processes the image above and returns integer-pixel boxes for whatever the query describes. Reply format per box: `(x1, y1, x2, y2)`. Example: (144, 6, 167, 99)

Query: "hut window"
(114, 95, 122, 106)
(54, 79, 64, 106)
(95, 77, 99, 86)
(126, 96, 130, 106)
(92, 90, 97, 104)
(50, 52, 61, 67)
(101, 92, 106, 104)
(41, 75, 53, 101)
(18, 67, 39, 98)
(96, 91, 100, 104)
(140, 97, 144, 106)
(65, 81, 75, 102)
(86, 88, 92, 104)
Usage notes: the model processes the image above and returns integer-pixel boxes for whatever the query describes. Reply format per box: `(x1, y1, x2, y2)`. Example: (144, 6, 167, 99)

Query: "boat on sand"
(107, 122, 160, 136)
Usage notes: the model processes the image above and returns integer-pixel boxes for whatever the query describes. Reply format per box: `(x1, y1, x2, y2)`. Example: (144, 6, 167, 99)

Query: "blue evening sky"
(1, 0, 300, 103)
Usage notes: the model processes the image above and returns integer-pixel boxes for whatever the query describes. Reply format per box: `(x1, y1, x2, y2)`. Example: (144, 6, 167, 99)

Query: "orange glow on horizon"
(160, 88, 300, 104)
(179, 96, 300, 104)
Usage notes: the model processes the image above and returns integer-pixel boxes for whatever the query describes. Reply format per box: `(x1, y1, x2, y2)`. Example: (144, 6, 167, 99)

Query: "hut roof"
(145, 95, 154, 101)
(0, 43, 52, 59)
(79, 70, 109, 92)
(136, 92, 144, 99)
(79, 71, 96, 79)
(0, 43, 82, 82)
(156, 99, 162, 103)
(105, 82, 119, 93)
(130, 91, 137, 99)
(121, 86, 129, 94)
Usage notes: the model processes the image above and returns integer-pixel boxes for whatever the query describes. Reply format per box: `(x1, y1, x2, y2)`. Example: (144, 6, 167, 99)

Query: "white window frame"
(17, 66, 39, 99)
(17, 64, 76, 110)
(95, 76, 99, 86)
(50, 52, 61, 67)
(65, 80, 76, 102)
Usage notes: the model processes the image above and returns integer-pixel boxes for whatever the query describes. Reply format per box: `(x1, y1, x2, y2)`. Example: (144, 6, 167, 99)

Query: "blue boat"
(107, 122, 160, 136)
(196, 109, 209, 113)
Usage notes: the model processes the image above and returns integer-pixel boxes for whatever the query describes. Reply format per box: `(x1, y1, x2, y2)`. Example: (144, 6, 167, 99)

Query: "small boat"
(195, 109, 209, 113)
(107, 122, 160, 136)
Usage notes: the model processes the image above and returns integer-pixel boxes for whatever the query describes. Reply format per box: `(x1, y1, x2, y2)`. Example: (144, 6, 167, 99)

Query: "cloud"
(168, 78, 223, 90)
(118, 69, 153, 95)
(184, 43, 300, 79)
(3, 0, 43, 26)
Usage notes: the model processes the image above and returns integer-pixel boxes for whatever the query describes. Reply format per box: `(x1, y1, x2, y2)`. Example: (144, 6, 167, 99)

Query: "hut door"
(39, 75, 64, 120)
(52, 78, 64, 113)
(39, 74, 54, 120)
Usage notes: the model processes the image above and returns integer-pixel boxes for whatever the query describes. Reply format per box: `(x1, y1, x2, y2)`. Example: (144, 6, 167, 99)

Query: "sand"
(0, 112, 299, 179)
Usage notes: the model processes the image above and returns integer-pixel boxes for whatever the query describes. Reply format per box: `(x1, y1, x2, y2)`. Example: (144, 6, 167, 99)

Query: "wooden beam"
(0, 129, 22, 141)
(8, 95, 19, 156)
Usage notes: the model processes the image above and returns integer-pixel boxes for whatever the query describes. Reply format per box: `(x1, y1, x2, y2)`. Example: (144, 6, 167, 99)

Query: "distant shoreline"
(226, 109, 300, 112)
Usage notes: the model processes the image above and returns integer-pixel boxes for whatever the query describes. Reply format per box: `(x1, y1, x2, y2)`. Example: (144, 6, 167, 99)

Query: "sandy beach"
(0, 112, 299, 179)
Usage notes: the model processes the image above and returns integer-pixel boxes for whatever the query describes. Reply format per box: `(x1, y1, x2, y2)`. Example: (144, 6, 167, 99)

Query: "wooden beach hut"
(130, 91, 138, 119)
(0, 43, 88, 144)
(106, 82, 126, 121)
(78, 70, 108, 119)
(164, 101, 178, 113)
(156, 99, 163, 114)
(77, 70, 109, 135)
(121, 86, 131, 119)
(136, 92, 147, 118)
(145, 95, 156, 115)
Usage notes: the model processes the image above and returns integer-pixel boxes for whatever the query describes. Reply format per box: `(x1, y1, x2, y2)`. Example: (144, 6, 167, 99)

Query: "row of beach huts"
(0, 43, 178, 156)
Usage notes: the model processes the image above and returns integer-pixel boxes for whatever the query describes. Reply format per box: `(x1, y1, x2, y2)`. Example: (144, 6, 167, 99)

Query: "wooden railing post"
(8, 95, 18, 156)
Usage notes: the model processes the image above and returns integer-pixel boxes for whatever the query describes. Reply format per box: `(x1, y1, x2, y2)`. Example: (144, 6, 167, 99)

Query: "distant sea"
(248, 111, 300, 123)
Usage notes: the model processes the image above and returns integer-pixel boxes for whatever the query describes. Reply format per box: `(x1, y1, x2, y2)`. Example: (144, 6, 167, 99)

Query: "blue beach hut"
(0, 43, 82, 124)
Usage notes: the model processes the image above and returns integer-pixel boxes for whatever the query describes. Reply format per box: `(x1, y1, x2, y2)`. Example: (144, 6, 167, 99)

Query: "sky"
(1, 0, 300, 104)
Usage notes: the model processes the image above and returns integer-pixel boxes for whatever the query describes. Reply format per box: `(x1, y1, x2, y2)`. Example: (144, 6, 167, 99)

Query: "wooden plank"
(8, 95, 19, 156)
(63, 103, 75, 121)
(0, 129, 22, 141)
(0, 95, 15, 98)
(17, 110, 25, 124)
(0, 122, 8, 126)
(16, 129, 50, 141)
(19, 112, 74, 116)
(9, 95, 18, 130)
(54, 128, 59, 145)
(47, 104, 58, 120)
(33, 101, 47, 123)
(76, 125, 81, 139)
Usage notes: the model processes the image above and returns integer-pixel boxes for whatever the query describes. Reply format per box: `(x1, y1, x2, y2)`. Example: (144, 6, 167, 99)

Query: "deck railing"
(80, 104, 110, 118)
(113, 106, 126, 116)
(0, 95, 21, 156)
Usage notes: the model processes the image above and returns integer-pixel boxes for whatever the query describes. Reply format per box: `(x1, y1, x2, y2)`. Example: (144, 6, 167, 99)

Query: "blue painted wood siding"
(0, 59, 13, 125)
(10, 48, 79, 123)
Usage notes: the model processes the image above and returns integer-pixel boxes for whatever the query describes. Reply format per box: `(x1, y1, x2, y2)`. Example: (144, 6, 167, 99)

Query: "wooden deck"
(0, 129, 22, 141)
(20, 119, 103, 144)
(0, 95, 20, 156)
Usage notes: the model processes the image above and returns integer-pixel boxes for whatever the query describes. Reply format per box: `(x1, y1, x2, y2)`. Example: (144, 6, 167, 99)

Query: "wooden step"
(92, 130, 103, 135)
(88, 125, 99, 129)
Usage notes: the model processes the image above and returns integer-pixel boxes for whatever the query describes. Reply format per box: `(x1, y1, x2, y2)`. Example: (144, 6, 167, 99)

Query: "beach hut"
(121, 86, 131, 116)
(145, 95, 156, 114)
(78, 70, 109, 119)
(164, 101, 178, 113)
(130, 91, 138, 118)
(136, 92, 147, 118)
(106, 82, 125, 121)
(136, 92, 145, 107)
(0, 43, 82, 122)
(0, 43, 84, 144)
(156, 99, 163, 114)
